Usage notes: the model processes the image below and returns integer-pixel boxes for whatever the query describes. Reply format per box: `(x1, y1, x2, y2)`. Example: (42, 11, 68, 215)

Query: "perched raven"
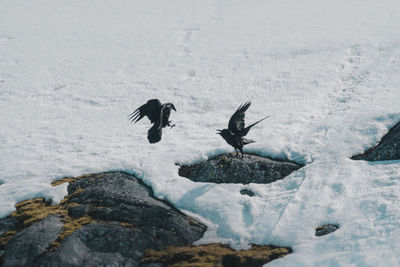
(217, 101, 269, 157)
(129, 99, 176, 143)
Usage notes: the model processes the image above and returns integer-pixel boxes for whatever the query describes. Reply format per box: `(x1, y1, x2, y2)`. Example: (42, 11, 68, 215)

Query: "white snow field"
(1, 0, 400, 265)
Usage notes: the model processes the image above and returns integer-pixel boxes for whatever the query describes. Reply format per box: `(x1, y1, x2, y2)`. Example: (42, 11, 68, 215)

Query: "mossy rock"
(0, 172, 207, 266)
(140, 243, 292, 267)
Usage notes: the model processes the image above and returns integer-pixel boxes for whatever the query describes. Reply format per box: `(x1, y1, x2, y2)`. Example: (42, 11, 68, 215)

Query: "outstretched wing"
(129, 99, 162, 123)
(239, 115, 270, 137)
(228, 101, 251, 134)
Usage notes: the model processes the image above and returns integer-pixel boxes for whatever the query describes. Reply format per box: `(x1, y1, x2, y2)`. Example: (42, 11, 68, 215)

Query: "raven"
(129, 99, 176, 143)
(217, 101, 269, 157)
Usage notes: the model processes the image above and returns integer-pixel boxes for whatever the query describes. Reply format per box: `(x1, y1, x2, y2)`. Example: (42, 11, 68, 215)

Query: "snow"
(1, 0, 400, 265)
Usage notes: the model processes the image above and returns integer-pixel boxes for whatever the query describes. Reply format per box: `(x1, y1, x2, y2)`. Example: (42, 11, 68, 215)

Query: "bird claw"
(170, 124, 176, 129)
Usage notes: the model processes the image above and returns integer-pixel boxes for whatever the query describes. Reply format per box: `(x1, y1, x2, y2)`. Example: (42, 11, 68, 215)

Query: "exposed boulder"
(315, 224, 340, 237)
(2, 216, 63, 267)
(65, 172, 206, 247)
(240, 189, 255, 197)
(0, 172, 207, 266)
(179, 153, 304, 184)
(352, 122, 400, 161)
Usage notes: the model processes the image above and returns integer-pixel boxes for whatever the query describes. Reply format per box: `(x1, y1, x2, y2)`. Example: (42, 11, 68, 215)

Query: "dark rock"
(68, 204, 90, 218)
(0, 216, 21, 259)
(37, 223, 146, 266)
(0, 217, 20, 237)
(352, 122, 400, 161)
(2, 216, 63, 267)
(68, 172, 206, 246)
(240, 189, 255, 197)
(179, 153, 304, 184)
(315, 224, 340, 237)
(0, 172, 207, 266)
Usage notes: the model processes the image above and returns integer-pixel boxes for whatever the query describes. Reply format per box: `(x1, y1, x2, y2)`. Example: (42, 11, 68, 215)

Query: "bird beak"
(172, 105, 176, 112)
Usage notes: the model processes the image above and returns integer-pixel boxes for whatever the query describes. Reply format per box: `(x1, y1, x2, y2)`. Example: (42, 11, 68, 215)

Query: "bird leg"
(240, 149, 244, 158)
(167, 121, 176, 129)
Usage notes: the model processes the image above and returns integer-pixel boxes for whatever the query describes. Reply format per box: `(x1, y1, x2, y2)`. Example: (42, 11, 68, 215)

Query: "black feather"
(129, 99, 176, 144)
(218, 101, 269, 157)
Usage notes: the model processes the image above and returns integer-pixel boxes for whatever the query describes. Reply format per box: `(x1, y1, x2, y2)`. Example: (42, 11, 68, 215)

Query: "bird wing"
(129, 99, 162, 123)
(239, 115, 270, 136)
(228, 101, 251, 134)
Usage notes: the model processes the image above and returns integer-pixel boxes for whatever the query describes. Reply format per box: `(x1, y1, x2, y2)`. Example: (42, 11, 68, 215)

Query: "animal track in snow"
(338, 45, 366, 102)
(241, 202, 254, 228)
(176, 27, 198, 55)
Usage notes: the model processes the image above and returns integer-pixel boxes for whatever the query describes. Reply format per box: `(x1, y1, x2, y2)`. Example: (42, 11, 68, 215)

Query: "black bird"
(129, 99, 176, 143)
(217, 101, 269, 157)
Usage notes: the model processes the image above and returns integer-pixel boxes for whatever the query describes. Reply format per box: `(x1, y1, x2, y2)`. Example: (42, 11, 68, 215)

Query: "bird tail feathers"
(147, 124, 162, 143)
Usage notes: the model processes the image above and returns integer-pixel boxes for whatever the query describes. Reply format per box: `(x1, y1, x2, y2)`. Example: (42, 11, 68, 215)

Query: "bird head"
(166, 103, 176, 111)
(216, 129, 229, 137)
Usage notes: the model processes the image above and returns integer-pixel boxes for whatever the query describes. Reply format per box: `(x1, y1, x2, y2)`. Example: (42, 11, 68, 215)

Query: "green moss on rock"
(141, 243, 292, 267)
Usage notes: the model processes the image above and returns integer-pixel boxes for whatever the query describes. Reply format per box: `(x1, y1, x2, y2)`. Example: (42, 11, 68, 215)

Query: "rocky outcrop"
(352, 122, 400, 161)
(0, 172, 207, 266)
(140, 243, 292, 267)
(179, 153, 304, 184)
(315, 224, 340, 237)
(0, 171, 293, 266)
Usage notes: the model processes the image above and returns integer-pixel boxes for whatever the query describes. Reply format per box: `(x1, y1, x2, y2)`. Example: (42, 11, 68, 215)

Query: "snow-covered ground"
(1, 0, 400, 265)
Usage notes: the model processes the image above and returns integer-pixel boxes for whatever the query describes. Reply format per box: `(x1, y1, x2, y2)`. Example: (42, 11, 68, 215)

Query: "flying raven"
(217, 101, 269, 157)
(129, 99, 176, 143)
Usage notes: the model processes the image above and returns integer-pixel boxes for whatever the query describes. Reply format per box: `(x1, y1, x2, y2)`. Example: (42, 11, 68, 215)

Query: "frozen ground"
(1, 0, 400, 265)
